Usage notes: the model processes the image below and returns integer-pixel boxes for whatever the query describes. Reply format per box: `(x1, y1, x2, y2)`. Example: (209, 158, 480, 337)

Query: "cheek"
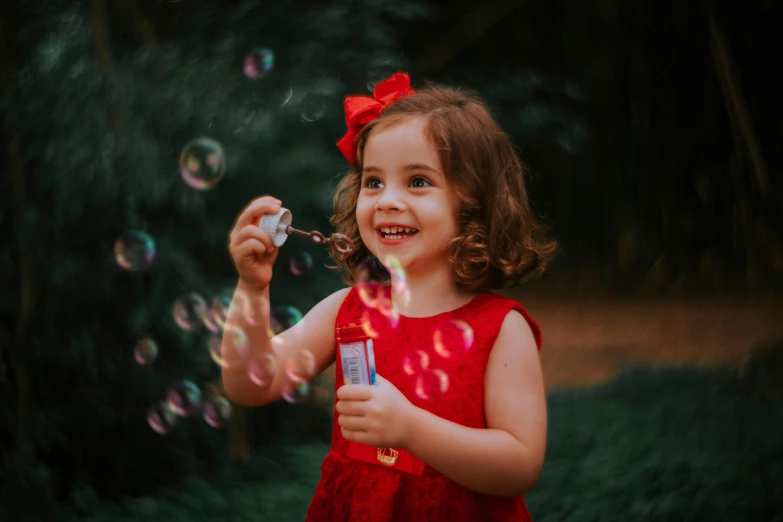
(355, 198, 375, 242)
(356, 198, 373, 228)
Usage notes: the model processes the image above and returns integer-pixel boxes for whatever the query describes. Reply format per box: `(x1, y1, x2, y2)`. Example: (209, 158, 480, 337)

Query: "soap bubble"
(208, 324, 248, 368)
(202, 396, 232, 428)
(299, 92, 325, 122)
(289, 251, 313, 276)
(114, 231, 155, 271)
(273, 306, 303, 332)
(173, 293, 208, 331)
(166, 380, 202, 417)
(243, 48, 274, 79)
(432, 319, 474, 359)
(178, 137, 226, 190)
(202, 295, 232, 333)
(282, 381, 309, 404)
(147, 401, 177, 435)
(286, 349, 316, 383)
(402, 349, 430, 376)
(414, 369, 449, 402)
(248, 352, 277, 388)
(134, 337, 158, 366)
(385, 256, 411, 307)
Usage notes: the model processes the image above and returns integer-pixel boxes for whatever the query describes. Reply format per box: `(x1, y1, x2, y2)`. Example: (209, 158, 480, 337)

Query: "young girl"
(222, 72, 556, 521)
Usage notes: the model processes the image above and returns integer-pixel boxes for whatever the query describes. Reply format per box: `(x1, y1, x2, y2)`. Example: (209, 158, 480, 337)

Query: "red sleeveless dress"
(305, 284, 542, 522)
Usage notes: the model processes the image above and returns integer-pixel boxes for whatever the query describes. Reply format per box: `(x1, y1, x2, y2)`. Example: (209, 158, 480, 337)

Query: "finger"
(231, 224, 275, 252)
(337, 414, 365, 431)
(335, 400, 366, 416)
(341, 427, 371, 444)
(336, 384, 374, 401)
(233, 239, 267, 262)
(235, 197, 283, 229)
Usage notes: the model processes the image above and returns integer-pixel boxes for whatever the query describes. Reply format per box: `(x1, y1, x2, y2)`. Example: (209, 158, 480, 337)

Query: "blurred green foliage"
(35, 366, 783, 522)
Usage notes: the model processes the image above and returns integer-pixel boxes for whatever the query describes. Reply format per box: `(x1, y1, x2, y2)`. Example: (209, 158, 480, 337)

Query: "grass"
(50, 364, 783, 521)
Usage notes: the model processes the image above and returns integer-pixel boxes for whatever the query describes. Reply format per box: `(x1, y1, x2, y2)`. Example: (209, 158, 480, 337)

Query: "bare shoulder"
(320, 286, 352, 309)
(493, 309, 538, 359)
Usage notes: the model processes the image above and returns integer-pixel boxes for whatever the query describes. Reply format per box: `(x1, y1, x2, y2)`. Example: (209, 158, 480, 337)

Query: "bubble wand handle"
(257, 207, 355, 255)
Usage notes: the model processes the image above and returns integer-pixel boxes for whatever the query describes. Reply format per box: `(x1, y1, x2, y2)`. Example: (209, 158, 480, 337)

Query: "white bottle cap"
(258, 207, 292, 247)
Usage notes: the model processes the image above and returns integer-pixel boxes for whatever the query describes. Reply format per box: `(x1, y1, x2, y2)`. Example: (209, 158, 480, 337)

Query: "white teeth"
(380, 227, 417, 234)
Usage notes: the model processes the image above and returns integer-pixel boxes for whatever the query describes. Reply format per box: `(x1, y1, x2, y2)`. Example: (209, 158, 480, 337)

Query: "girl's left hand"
(336, 374, 416, 448)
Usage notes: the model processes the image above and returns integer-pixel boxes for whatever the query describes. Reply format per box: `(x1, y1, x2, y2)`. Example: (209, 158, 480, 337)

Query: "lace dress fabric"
(305, 284, 542, 522)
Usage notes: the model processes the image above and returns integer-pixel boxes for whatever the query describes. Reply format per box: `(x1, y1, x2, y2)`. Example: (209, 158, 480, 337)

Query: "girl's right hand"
(229, 196, 283, 292)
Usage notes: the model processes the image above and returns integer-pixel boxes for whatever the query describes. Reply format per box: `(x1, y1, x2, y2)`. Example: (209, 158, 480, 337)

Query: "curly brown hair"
(328, 81, 557, 291)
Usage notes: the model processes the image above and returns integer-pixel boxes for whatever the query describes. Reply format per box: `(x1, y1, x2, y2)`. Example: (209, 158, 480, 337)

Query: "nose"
(374, 185, 408, 213)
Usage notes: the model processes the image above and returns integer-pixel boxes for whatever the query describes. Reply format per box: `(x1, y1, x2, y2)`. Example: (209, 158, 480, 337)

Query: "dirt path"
(508, 293, 783, 388)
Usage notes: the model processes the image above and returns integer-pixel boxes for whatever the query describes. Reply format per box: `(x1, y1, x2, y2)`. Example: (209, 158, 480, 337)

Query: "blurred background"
(1, 0, 782, 520)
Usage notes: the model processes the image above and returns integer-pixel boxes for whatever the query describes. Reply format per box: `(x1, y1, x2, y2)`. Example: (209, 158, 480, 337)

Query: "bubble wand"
(258, 208, 355, 255)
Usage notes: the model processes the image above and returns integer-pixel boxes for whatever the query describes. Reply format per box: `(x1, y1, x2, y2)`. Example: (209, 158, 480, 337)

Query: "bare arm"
(221, 284, 350, 407)
(403, 310, 547, 497)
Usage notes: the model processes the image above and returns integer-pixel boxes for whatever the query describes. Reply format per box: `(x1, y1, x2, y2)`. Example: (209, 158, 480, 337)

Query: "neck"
(388, 263, 479, 318)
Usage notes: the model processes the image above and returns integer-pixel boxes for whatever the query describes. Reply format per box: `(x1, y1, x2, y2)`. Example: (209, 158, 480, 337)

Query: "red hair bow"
(336, 72, 416, 165)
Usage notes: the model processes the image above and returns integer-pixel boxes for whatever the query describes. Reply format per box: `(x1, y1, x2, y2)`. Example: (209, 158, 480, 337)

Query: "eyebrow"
(362, 164, 440, 174)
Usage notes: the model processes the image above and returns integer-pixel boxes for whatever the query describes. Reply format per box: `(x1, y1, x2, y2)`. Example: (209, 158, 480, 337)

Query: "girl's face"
(356, 116, 460, 276)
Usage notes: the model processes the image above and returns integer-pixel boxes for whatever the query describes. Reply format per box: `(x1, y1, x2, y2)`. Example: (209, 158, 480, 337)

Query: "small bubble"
(147, 401, 177, 435)
(134, 337, 158, 366)
(243, 48, 274, 79)
(202, 396, 232, 428)
(385, 256, 411, 307)
(248, 353, 277, 388)
(272, 306, 303, 331)
(432, 319, 474, 359)
(173, 293, 208, 331)
(201, 295, 231, 333)
(356, 265, 385, 309)
(299, 92, 325, 122)
(414, 369, 449, 402)
(178, 137, 226, 190)
(377, 299, 401, 327)
(286, 349, 316, 383)
(402, 350, 430, 376)
(233, 288, 267, 326)
(366, 53, 399, 92)
(114, 231, 156, 271)
(209, 325, 247, 368)
(288, 251, 313, 276)
(282, 381, 309, 404)
(166, 380, 202, 417)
